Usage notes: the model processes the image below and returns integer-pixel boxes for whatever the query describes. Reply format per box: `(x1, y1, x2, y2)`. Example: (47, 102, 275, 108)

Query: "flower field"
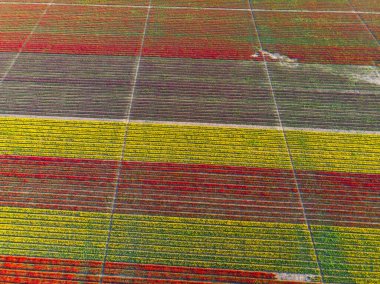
(1, 116, 379, 282)
(253, 11, 379, 65)
(1, 53, 138, 118)
(0, 0, 379, 283)
(0, 5, 46, 52)
(131, 57, 278, 125)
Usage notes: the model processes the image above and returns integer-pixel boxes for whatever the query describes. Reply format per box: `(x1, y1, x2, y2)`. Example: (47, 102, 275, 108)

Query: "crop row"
(1, 0, 375, 11)
(0, 190, 377, 226)
(251, 0, 352, 11)
(0, 205, 311, 235)
(125, 123, 380, 174)
(54, 0, 147, 6)
(153, 0, 247, 9)
(0, 255, 319, 284)
(44, 0, 371, 11)
(1, 118, 378, 173)
(0, 206, 317, 274)
(0, 228, 314, 255)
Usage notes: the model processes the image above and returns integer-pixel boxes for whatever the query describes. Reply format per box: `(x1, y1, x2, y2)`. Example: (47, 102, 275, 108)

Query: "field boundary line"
(98, 1, 152, 282)
(247, 0, 325, 282)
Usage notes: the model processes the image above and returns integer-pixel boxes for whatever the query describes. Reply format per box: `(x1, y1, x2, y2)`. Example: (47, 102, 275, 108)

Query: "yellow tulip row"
(124, 123, 291, 169)
(0, 117, 125, 160)
(1, 117, 379, 173)
(0, 206, 318, 274)
(287, 131, 380, 174)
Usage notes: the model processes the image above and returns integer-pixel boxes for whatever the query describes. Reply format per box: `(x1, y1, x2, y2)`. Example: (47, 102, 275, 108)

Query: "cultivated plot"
(0, 53, 138, 118)
(286, 130, 380, 282)
(0, 4, 46, 53)
(24, 5, 148, 56)
(253, 11, 380, 65)
(131, 57, 278, 125)
(143, 8, 259, 60)
(267, 62, 380, 131)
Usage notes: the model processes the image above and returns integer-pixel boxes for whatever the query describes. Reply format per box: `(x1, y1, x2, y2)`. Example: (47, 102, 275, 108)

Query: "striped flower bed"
(0, 1, 379, 283)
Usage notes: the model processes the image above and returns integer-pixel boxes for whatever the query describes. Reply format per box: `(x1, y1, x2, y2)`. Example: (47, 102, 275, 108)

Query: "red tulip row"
(1, 155, 378, 226)
(0, 255, 317, 284)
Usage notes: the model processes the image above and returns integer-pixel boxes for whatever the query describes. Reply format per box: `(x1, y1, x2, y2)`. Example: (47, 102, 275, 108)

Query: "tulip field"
(0, 0, 379, 283)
